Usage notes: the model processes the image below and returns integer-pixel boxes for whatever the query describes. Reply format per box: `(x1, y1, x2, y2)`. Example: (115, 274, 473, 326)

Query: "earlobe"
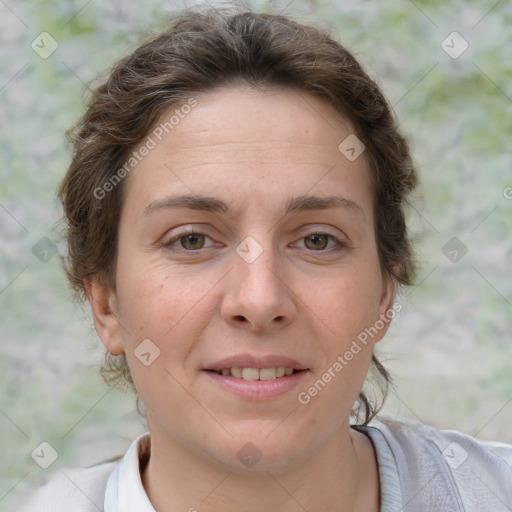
(374, 271, 397, 344)
(84, 277, 124, 355)
(381, 269, 397, 311)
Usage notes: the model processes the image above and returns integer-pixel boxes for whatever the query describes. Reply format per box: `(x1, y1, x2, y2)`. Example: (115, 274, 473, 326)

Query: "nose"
(220, 246, 297, 332)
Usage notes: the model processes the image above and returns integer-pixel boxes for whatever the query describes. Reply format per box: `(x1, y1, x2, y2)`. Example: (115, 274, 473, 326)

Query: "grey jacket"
(21, 418, 512, 511)
(358, 419, 512, 511)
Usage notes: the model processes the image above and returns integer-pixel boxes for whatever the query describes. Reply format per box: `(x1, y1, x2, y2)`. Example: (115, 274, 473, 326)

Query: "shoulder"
(370, 417, 512, 470)
(362, 417, 512, 510)
(20, 459, 118, 512)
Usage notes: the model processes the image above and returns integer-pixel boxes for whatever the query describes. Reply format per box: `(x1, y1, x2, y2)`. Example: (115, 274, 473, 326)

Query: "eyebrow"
(143, 193, 365, 220)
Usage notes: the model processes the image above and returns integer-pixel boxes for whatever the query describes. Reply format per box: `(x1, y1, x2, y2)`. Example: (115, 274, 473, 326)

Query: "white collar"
(104, 432, 155, 512)
(103, 425, 402, 512)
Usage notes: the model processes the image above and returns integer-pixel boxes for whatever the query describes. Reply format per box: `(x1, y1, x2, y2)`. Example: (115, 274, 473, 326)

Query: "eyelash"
(161, 231, 346, 253)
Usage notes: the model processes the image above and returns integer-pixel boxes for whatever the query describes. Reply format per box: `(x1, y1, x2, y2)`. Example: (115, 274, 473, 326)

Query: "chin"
(202, 430, 306, 474)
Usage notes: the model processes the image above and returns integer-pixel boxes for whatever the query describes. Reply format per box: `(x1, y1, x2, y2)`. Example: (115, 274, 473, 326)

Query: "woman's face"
(90, 84, 395, 471)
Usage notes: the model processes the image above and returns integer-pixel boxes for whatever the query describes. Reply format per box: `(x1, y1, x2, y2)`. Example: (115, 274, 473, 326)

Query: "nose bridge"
(221, 236, 296, 329)
(235, 239, 284, 302)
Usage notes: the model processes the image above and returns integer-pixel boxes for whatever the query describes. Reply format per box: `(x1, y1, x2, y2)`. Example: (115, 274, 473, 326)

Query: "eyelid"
(293, 234, 344, 250)
(158, 224, 349, 252)
(160, 227, 219, 251)
(297, 224, 348, 240)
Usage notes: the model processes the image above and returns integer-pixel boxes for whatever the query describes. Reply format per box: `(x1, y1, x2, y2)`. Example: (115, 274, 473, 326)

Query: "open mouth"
(205, 367, 306, 381)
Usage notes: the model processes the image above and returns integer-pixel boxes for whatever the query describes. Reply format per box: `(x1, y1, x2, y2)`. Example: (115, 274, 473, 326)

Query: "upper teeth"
(217, 367, 296, 380)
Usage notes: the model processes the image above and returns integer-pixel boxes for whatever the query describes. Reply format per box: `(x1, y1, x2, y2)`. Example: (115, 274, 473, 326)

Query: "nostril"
(234, 315, 247, 322)
(274, 315, 285, 322)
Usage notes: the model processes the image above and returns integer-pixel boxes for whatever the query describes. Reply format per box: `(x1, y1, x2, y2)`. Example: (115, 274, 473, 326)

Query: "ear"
(84, 276, 124, 355)
(373, 266, 399, 344)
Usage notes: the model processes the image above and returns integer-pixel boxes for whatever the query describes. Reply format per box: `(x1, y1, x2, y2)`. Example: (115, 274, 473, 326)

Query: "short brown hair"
(59, 6, 418, 424)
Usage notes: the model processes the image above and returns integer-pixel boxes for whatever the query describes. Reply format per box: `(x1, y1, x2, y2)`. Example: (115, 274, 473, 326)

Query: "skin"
(87, 84, 396, 512)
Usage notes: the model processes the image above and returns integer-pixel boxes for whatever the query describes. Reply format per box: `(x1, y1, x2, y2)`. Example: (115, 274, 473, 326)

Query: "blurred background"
(1, 0, 511, 508)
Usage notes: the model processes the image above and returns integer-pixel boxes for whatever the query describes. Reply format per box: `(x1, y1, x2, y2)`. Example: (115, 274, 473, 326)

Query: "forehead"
(122, 84, 372, 216)
(158, 84, 357, 153)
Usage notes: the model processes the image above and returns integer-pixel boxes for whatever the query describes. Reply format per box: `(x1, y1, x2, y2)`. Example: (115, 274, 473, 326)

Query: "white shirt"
(21, 419, 512, 511)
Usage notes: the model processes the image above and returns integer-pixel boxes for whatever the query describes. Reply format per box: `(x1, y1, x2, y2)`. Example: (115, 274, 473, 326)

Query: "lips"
(203, 365, 310, 399)
(208, 366, 302, 381)
(204, 354, 309, 372)
(202, 354, 310, 397)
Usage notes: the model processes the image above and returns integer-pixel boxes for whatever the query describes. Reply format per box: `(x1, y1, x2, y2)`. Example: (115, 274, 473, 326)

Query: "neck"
(141, 422, 379, 512)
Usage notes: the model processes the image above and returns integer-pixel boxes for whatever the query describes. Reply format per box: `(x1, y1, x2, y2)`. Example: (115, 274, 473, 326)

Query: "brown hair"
(59, 5, 418, 424)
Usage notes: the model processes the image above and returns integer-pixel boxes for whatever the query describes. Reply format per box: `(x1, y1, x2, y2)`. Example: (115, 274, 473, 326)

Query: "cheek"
(304, 264, 384, 342)
(306, 271, 380, 403)
(115, 267, 214, 408)
(116, 271, 171, 340)
(116, 256, 206, 334)
(113, 257, 223, 389)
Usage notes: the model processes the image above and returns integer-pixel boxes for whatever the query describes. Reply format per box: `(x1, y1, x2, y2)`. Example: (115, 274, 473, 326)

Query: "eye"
(297, 233, 343, 251)
(162, 232, 215, 251)
(161, 229, 344, 253)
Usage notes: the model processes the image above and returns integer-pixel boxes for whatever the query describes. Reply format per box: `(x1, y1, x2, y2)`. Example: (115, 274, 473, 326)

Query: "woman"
(22, 5, 512, 511)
